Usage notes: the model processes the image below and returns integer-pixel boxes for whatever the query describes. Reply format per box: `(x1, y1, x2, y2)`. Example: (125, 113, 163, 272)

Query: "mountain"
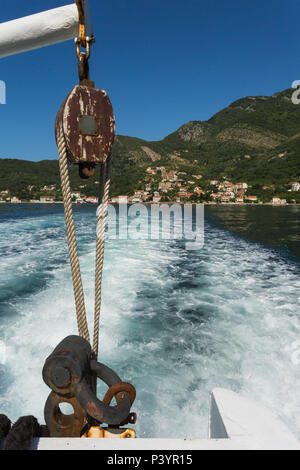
(1, 87, 300, 199)
(113, 87, 300, 188)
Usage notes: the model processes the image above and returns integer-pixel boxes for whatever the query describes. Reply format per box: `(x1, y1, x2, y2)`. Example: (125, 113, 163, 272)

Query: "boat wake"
(0, 205, 300, 438)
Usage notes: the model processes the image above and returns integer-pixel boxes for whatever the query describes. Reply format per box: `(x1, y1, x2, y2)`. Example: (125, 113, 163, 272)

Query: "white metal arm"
(0, 2, 92, 59)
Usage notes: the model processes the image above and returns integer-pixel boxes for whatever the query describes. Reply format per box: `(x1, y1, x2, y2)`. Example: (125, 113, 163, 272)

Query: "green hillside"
(1, 87, 300, 200)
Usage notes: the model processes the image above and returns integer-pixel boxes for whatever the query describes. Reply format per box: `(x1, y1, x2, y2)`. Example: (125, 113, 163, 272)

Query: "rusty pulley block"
(55, 84, 115, 179)
(55, 34, 115, 179)
(42, 336, 137, 438)
(55, 83, 115, 179)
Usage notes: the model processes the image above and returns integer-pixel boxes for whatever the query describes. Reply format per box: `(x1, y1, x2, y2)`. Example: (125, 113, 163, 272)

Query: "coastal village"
(0, 166, 300, 205)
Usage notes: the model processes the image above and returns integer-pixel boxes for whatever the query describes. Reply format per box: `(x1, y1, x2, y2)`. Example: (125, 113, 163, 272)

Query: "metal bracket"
(75, 0, 94, 45)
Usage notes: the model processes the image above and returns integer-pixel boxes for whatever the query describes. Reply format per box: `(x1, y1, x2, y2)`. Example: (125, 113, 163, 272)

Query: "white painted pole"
(0, 3, 92, 59)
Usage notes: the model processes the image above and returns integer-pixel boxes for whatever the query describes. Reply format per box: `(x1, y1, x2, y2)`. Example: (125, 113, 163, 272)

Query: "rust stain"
(56, 85, 115, 165)
(103, 382, 136, 406)
(86, 401, 104, 422)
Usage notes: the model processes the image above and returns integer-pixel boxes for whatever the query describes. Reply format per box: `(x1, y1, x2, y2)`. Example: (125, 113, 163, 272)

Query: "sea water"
(0, 203, 300, 438)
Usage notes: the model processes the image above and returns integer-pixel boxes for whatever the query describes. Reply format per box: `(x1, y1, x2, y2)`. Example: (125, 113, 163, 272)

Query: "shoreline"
(1, 202, 300, 207)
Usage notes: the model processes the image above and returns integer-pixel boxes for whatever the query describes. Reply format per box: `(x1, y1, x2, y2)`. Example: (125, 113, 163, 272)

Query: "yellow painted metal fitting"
(82, 427, 136, 439)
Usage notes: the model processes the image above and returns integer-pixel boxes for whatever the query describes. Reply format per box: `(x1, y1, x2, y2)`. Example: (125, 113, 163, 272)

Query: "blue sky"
(0, 0, 300, 161)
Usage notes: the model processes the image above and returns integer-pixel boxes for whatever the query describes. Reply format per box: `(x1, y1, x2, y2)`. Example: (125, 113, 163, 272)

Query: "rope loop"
(57, 120, 111, 355)
(57, 123, 90, 344)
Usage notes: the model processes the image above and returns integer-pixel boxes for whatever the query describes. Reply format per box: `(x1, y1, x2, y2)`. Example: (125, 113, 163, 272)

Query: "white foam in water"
(1, 206, 300, 438)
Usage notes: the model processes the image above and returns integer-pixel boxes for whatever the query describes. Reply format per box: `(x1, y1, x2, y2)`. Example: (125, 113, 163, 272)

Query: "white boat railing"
(1, 389, 298, 451)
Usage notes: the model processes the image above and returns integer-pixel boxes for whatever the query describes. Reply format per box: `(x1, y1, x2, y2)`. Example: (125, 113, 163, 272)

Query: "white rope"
(57, 114, 112, 355)
(57, 123, 90, 343)
(93, 157, 111, 356)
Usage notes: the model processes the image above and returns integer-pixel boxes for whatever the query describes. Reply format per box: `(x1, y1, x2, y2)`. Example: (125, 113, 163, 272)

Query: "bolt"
(51, 366, 71, 388)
